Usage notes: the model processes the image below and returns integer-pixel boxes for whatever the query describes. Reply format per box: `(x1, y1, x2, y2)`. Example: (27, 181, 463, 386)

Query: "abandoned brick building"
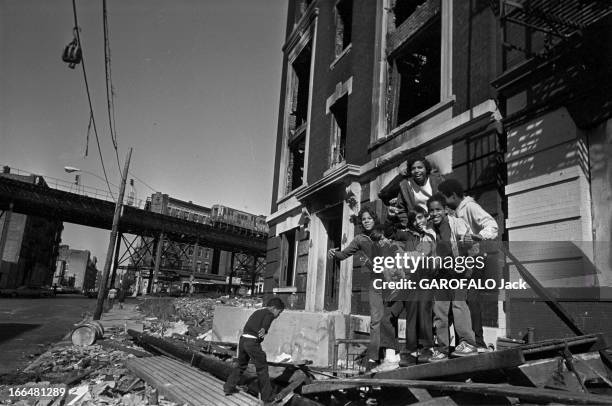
(261, 0, 612, 351)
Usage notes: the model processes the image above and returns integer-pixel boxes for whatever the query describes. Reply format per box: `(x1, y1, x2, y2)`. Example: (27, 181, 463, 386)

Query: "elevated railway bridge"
(0, 172, 267, 292)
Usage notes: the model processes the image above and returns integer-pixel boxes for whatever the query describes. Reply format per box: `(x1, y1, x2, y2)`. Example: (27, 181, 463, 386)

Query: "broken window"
(289, 44, 311, 133)
(280, 228, 298, 287)
(286, 134, 305, 192)
(390, 17, 441, 127)
(285, 41, 312, 194)
(330, 94, 348, 166)
(335, 0, 353, 55)
(392, 0, 427, 28)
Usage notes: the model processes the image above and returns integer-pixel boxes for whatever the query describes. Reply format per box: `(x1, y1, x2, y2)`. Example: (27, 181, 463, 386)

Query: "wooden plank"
(127, 358, 226, 406)
(409, 388, 433, 401)
(301, 379, 612, 405)
(500, 244, 584, 335)
(151, 356, 252, 406)
(363, 349, 524, 381)
(410, 396, 457, 406)
(510, 352, 611, 388)
(126, 356, 260, 406)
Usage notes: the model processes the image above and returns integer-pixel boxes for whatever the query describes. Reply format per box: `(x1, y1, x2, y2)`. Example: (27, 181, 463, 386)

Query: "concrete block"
(212, 306, 347, 366)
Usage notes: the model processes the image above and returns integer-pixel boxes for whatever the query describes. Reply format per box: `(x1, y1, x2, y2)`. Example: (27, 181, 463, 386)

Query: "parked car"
(0, 285, 54, 298)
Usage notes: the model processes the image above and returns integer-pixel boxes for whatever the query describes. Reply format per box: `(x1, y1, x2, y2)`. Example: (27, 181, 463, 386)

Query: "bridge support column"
(151, 231, 164, 293)
(0, 203, 14, 264)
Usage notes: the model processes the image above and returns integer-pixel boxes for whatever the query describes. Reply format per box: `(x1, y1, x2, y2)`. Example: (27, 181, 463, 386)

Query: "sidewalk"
(97, 300, 145, 332)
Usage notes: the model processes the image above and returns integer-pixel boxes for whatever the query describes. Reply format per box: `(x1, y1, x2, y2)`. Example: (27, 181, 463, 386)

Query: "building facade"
(54, 245, 98, 292)
(265, 0, 612, 341)
(0, 169, 63, 289)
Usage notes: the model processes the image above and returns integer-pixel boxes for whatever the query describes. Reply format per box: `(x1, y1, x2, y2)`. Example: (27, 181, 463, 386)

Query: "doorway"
(320, 204, 343, 311)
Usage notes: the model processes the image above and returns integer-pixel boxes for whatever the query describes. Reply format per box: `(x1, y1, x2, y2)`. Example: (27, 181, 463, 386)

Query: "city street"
(0, 295, 95, 374)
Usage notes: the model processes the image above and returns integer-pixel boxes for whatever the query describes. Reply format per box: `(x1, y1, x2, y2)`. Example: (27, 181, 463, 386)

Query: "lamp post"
(64, 166, 119, 197)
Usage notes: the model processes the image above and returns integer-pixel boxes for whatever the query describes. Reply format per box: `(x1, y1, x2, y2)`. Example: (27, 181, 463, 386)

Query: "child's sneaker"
(418, 347, 434, 363)
(371, 359, 399, 372)
(451, 341, 478, 357)
(429, 349, 448, 362)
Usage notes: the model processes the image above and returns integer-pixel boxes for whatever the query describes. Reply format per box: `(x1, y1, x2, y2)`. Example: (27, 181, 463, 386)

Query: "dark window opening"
(335, 0, 353, 55)
(287, 135, 306, 192)
(330, 94, 348, 166)
(282, 229, 297, 287)
(393, 18, 441, 127)
(393, 0, 427, 28)
(290, 44, 312, 131)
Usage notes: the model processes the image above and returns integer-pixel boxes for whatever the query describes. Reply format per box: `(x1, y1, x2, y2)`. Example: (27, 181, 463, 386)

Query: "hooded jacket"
(454, 197, 498, 240)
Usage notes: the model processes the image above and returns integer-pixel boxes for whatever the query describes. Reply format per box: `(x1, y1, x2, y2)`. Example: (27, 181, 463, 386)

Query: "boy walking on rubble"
(224, 297, 285, 403)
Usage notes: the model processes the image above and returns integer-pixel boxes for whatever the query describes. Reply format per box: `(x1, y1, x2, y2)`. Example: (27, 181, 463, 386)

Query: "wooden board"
(367, 349, 525, 381)
(509, 351, 611, 388)
(126, 356, 260, 406)
(411, 396, 457, 406)
(301, 379, 612, 405)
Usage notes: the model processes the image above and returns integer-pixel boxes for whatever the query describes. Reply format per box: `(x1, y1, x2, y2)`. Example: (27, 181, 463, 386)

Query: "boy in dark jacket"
(224, 297, 285, 402)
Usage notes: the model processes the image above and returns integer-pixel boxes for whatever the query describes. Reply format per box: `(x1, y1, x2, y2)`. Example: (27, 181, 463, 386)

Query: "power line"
(71, 0, 115, 201)
(129, 172, 158, 193)
(102, 0, 121, 172)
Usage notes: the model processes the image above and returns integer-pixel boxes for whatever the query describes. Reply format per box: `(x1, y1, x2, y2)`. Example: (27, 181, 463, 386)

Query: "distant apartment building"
(53, 245, 98, 291)
(0, 167, 63, 288)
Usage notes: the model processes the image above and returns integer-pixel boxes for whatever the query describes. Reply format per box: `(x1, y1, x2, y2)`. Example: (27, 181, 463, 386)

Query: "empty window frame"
(285, 43, 312, 194)
(280, 228, 298, 287)
(389, 17, 441, 128)
(335, 0, 353, 55)
(287, 134, 306, 193)
(289, 44, 312, 134)
(330, 94, 348, 166)
(204, 263, 209, 273)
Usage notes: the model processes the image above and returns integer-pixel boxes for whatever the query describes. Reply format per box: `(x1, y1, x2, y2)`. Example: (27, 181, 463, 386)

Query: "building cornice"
(295, 163, 360, 201)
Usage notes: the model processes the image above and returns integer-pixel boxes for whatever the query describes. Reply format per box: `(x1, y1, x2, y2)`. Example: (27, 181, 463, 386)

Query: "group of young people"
(329, 155, 499, 372)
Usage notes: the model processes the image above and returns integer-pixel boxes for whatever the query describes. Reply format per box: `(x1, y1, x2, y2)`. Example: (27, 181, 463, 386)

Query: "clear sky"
(0, 0, 287, 262)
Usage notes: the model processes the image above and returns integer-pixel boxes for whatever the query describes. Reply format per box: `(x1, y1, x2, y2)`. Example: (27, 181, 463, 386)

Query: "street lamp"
(63, 166, 119, 189)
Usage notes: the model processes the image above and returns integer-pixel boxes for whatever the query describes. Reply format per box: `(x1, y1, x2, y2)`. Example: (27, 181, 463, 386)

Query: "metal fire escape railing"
(492, 0, 612, 60)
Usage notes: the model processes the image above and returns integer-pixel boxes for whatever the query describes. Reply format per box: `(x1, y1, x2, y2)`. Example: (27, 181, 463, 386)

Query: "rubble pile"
(140, 296, 262, 338)
(0, 332, 178, 406)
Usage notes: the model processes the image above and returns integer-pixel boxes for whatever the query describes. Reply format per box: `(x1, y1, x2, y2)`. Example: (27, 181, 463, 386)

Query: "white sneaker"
(371, 360, 399, 373)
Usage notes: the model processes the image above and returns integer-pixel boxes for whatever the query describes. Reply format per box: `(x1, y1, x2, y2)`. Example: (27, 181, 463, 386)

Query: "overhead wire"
(102, 0, 122, 172)
(71, 0, 116, 201)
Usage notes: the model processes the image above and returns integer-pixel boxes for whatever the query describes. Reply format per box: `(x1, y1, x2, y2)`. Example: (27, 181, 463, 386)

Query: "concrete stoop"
(212, 306, 347, 367)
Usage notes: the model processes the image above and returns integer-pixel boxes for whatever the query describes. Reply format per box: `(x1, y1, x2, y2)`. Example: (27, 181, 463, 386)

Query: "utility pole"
(93, 148, 132, 320)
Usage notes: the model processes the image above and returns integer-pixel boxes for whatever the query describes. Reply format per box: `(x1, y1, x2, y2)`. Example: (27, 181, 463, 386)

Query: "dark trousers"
(223, 337, 274, 402)
(467, 289, 485, 347)
(381, 291, 434, 354)
(418, 290, 434, 349)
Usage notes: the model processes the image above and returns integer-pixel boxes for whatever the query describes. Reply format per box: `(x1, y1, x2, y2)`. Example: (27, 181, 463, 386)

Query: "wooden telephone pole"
(93, 148, 132, 320)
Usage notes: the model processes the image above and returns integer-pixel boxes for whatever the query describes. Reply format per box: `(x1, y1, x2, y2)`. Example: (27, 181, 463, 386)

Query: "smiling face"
(361, 212, 375, 231)
(410, 160, 428, 185)
(427, 201, 446, 225)
(414, 212, 428, 230)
